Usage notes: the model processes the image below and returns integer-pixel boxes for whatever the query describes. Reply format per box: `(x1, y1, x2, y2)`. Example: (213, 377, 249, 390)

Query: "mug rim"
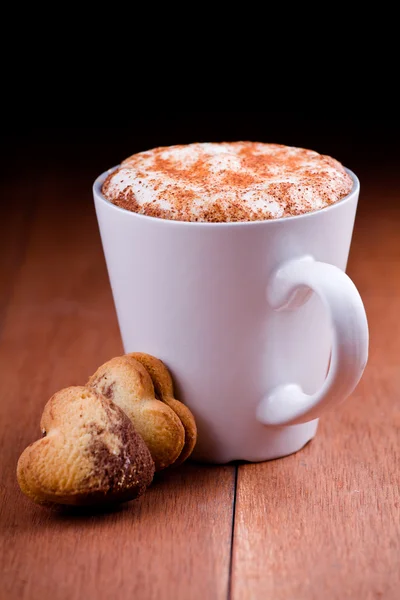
(93, 166, 360, 227)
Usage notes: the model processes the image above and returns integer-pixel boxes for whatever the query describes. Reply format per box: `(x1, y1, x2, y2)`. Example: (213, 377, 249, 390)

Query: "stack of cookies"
(17, 353, 197, 507)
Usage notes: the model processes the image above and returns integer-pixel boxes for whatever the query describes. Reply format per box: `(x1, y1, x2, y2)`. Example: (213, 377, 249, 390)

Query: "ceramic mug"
(93, 168, 368, 463)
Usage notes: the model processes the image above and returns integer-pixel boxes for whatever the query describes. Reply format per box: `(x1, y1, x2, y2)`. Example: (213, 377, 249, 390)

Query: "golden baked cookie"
(87, 357, 185, 471)
(129, 353, 197, 465)
(17, 386, 154, 506)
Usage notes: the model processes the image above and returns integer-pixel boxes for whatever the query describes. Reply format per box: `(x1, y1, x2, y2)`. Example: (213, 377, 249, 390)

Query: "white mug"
(93, 168, 368, 463)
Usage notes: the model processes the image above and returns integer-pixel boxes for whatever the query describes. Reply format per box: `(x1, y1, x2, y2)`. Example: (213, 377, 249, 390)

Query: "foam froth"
(102, 142, 353, 222)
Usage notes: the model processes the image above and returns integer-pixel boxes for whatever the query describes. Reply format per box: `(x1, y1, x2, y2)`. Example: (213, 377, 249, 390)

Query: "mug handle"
(256, 256, 369, 426)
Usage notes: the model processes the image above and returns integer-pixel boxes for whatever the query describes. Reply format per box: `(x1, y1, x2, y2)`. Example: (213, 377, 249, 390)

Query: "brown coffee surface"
(102, 142, 353, 222)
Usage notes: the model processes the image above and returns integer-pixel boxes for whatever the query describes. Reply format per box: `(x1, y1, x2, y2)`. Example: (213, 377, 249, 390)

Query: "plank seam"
(227, 464, 239, 600)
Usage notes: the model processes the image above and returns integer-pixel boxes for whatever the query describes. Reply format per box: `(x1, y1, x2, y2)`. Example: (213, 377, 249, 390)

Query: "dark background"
(2, 114, 400, 189)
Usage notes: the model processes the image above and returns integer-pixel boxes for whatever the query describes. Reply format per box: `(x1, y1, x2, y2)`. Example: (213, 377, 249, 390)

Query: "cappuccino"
(102, 142, 353, 223)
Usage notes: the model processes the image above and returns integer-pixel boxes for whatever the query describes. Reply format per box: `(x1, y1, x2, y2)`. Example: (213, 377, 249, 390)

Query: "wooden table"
(1, 164, 399, 600)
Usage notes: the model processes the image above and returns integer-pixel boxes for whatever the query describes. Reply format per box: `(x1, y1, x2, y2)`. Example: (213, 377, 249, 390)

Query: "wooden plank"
(0, 174, 36, 335)
(0, 171, 235, 600)
(231, 189, 400, 599)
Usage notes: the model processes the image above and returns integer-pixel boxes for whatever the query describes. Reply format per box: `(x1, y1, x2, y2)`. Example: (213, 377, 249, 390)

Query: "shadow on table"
(13, 460, 231, 530)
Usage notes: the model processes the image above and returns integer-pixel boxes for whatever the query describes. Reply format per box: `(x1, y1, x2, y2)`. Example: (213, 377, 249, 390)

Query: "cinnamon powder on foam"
(102, 142, 353, 223)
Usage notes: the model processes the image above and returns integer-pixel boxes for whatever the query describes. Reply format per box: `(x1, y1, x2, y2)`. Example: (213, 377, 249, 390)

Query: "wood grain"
(0, 171, 235, 600)
(231, 180, 400, 599)
(1, 166, 399, 600)
(0, 174, 36, 335)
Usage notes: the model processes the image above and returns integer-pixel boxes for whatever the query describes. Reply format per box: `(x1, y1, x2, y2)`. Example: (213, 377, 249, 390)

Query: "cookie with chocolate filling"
(88, 357, 185, 471)
(17, 386, 154, 506)
(129, 353, 197, 465)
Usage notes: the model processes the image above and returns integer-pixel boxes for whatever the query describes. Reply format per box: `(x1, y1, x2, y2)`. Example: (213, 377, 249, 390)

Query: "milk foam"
(102, 142, 353, 222)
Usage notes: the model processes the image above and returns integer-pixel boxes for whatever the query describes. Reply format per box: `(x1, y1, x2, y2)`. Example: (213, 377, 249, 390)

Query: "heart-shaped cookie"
(129, 353, 197, 465)
(87, 356, 185, 471)
(17, 386, 155, 506)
